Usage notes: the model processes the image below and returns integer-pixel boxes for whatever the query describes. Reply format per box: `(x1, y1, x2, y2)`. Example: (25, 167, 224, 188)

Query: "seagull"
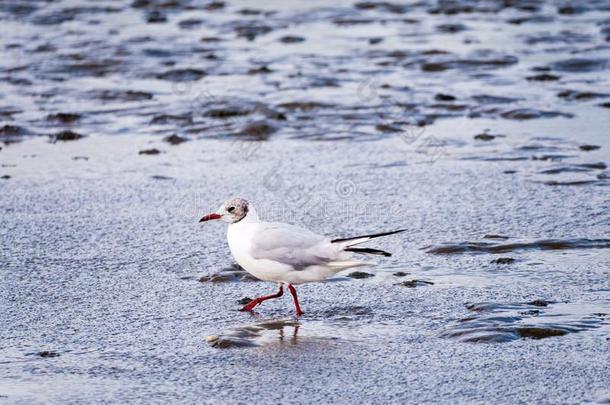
(200, 197, 404, 316)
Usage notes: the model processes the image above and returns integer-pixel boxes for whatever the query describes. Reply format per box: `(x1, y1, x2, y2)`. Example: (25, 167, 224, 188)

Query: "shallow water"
(1, 1, 610, 403)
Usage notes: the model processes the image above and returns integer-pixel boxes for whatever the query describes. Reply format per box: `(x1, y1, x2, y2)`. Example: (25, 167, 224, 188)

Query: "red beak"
(199, 213, 222, 222)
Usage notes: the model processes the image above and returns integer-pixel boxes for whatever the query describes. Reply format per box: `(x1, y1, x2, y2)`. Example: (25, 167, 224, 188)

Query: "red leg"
(288, 284, 304, 316)
(240, 285, 284, 312)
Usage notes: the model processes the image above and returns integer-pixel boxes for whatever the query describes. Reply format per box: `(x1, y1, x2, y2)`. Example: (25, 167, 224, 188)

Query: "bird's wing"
(249, 222, 336, 269)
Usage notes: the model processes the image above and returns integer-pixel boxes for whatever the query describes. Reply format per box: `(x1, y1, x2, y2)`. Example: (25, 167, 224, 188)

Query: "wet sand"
(1, 0, 609, 403)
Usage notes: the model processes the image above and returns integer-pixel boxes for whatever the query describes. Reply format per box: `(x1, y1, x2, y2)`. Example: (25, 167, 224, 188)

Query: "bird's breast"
(227, 225, 252, 266)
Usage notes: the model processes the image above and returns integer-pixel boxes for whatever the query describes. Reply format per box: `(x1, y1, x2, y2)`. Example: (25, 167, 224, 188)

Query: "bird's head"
(199, 197, 250, 224)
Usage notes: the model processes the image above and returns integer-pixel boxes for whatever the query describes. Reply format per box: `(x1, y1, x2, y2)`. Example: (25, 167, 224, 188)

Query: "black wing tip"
(344, 247, 393, 257)
(331, 229, 407, 244)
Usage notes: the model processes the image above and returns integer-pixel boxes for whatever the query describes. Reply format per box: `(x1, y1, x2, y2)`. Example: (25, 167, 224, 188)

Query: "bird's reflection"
(276, 322, 300, 345)
(208, 319, 302, 348)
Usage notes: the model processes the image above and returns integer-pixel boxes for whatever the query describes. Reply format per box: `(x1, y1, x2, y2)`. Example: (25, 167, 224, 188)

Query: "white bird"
(200, 197, 404, 316)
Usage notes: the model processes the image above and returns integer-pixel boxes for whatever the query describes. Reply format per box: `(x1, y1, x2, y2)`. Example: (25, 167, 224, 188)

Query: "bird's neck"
(240, 205, 260, 224)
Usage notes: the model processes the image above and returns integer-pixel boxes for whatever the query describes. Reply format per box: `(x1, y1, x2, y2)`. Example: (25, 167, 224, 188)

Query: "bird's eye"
(227, 206, 235, 212)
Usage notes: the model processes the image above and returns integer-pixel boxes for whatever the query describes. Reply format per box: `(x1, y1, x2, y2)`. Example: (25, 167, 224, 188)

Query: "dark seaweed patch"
(442, 301, 603, 343)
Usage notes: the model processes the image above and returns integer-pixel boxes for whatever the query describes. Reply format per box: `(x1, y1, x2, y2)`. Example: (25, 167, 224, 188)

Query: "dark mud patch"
(207, 319, 300, 349)
(347, 271, 374, 279)
(150, 175, 174, 181)
(279, 35, 305, 44)
(205, 106, 251, 119)
(400, 280, 434, 288)
(474, 130, 505, 141)
(238, 120, 277, 139)
(425, 238, 610, 254)
(248, 65, 273, 75)
(354, 2, 410, 14)
(579, 144, 601, 151)
(51, 130, 84, 142)
(436, 23, 467, 33)
(441, 302, 605, 343)
(30, 351, 60, 358)
(0, 125, 34, 143)
(47, 113, 81, 123)
(376, 123, 403, 133)
(491, 257, 515, 264)
(435, 93, 457, 101)
(526, 73, 560, 81)
(483, 235, 510, 240)
(138, 148, 162, 155)
(163, 134, 189, 145)
(178, 18, 203, 29)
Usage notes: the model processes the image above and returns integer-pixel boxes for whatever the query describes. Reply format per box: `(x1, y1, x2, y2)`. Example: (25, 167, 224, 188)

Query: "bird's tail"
(331, 229, 405, 257)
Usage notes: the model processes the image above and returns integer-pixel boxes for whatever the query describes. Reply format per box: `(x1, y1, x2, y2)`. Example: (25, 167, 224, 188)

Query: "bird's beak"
(199, 213, 222, 222)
